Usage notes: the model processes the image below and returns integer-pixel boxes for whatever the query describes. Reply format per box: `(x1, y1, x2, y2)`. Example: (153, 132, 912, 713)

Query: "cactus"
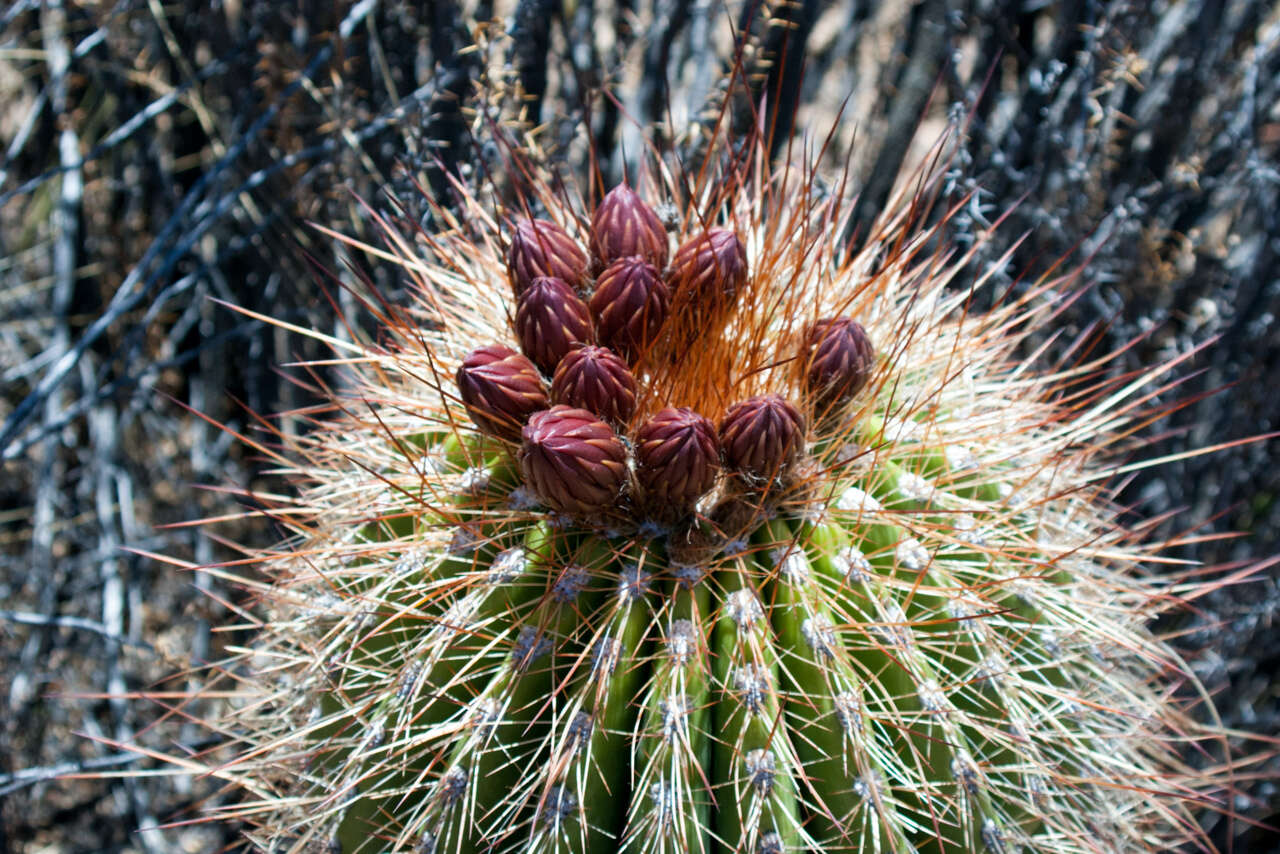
(182, 127, 1251, 854)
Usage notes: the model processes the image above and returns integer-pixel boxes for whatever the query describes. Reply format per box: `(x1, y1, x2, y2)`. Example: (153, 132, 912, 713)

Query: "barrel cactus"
(199, 131, 1244, 854)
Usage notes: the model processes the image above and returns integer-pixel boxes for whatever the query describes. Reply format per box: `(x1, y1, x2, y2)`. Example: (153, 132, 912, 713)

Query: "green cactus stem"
(171, 136, 1249, 854)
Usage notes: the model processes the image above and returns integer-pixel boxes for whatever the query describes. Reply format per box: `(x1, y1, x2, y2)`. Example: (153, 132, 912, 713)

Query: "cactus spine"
(189, 128, 1243, 854)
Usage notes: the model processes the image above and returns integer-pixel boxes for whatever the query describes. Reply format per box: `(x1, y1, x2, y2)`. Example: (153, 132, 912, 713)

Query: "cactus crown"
(165, 115, 1249, 854)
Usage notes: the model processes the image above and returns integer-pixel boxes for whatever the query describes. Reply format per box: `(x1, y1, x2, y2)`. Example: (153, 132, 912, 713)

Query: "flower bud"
(518, 406, 628, 516)
(718, 394, 806, 481)
(668, 228, 748, 308)
(514, 276, 594, 375)
(455, 345, 550, 443)
(550, 345, 637, 426)
(589, 257, 670, 363)
(507, 219, 588, 296)
(634, 408, 720, 511)
(589, 184, 668, 270)
(801, 317, 875, 405)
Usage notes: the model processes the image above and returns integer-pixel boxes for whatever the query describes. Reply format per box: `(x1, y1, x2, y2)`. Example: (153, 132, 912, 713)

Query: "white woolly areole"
(744, 749, 777, 796)
(873, 600, 912, 649)
(832, 544, 872, 585)
(897, 471, 935, 502)
(506, 485, 540, 511)
(659, 695, 691, 742)
(617, 562, 650, 604)
(392, 549, 430, 577)
(951, 751, 981, 795)
(837, 486, 883, 513)
(458, 465, 491, 495)
(448, 526, 479, 556)
(757, 831, 784, 854)
(834, 691, 863, 734)
(853, 772, 883, 804)
(734, 664, 770, 716)
(487, 546, 527, 584)
(918, 679, 947, 713)
(420, 450, 450, 477)
(881, 416, 923, 443)
(952, 513, 986, 545)
(552, 564, 590, 602)
(649, 780, 676, 829)
(437, 766, 468, 804)
(945, 443, 979, 471)
(671, 561, 707, 589)
(537, 785, 577, 829)
(772, 546, 810, 584)
(592, 635, 621, 677)
(801, 614, 837, 659)
(666, 619, 697, 664)
(724, 589, 764, 632)
(896, 537, 929, 571)
(637, 519, 668, 540)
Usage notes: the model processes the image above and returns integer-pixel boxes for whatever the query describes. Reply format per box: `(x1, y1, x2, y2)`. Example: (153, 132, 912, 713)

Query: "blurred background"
(1, 1, 1277, 850)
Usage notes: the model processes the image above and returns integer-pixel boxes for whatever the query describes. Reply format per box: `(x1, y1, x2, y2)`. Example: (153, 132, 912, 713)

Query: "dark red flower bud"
(515, 276, 594, 375)
(550, 345, 637, 426)
(455, 345, 549, 443)
(589, 257, 670, 363)
(801, 318, 875, 405)
(508, 219, 588, 296)
(518, 406, 628, 515)
(668, 228, 748, 308)
(718, 394, 806, 481)
(589, 184, 668, 270)
(635, 407, 720, 511)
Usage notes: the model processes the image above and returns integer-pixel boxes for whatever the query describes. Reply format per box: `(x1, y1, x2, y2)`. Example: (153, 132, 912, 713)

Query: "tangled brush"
(155, 102, 1264, 853)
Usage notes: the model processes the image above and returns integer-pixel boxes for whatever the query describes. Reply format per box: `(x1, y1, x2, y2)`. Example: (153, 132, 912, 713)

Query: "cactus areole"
(191, 151, 1248, 854)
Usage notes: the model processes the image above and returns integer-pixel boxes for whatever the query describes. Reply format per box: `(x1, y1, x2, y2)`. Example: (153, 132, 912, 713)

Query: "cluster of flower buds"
(515, 276, 593, 375)
(507, 219, 588, 295)
(718, 394, 807, 483)
(668, 227, 748, 314)
(589, 183, 668, 271)
(633, 407, 720, 513)
(798, 317, 875, 410)
(455, 183, 876, 520)
(551, 346, 637, 427)
(455, 345, 549, 443)
(518, 406, 628, 516)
